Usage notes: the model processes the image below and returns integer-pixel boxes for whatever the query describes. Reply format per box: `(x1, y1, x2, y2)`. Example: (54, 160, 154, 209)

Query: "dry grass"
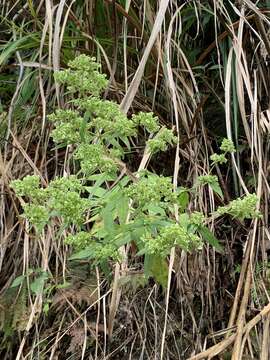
(1, 0, 270, 359)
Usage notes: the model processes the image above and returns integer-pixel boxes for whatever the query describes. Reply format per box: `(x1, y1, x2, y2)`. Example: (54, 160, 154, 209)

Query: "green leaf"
(79, 118, 88, 142)
(136, 248, 147, 256)
(43, 302, 50, 315)
(102, 204, 116, 232)
(68, 247, 95, 260)
(10, 275, 26, 288)
(30, 272, 49, 296)
(0, 35, 37, 66)
(144, 254, 168, 288)
(145, 203, 166, 216)
(177, 188, 189, 211)
(178, 213, 190, 230)
(198, 226, 224, 253)
(117, 195, 129, 224)
(114, 232, 131, 247)
(56, 282, 71, 289)
(86, 186, 107, 197)
(87, 174, 115, 182)
(112, 175, 130, 190)
(120, 136, 131, 150)
(210, 181, 223, 199)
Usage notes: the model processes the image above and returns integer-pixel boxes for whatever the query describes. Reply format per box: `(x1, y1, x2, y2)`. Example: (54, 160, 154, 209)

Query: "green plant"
(250, 261, 270, 306)
(10, 55, 260, 287)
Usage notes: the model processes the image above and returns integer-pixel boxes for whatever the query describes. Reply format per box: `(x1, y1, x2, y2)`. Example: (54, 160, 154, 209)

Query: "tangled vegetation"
(1, 1, 270, 359)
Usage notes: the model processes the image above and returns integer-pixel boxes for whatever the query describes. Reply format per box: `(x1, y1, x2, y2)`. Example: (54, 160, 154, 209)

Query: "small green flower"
(48, 109, 82, 124)
(132, 112, 160, 133)
(48, 109, 85, 144)
(220, 138, 235, 153)
(22, 204, 50, 232)
(147, 128, 177, 154)
(10, 175, 40, 197)
(74, 144, 117, 175)
(55, 55, 108, 96)
(10, 175, 48, 203)
(142, 224, 202, 256)
(125, 175, 176, 209)
(190, 211, 205, 226)
(65, 231, 92, 249)
(68, 55, 101, 72)
(217, 193, 261, 220)
(210, 153, 227, 165)
(74, 98, 136, 138)
(198, 175, 219, 186)
(49, 191, 89, 226)
(93, 243, 120, 262)
(49, 176, 83, 192)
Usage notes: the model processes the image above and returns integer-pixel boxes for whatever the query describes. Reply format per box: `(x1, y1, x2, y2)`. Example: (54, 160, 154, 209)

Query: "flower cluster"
(198, 174, 219, 186)
(217, 193, 261, 220)
(49, 191, 89, 226)
(48, 109, 85, 145)
(65, 231, 92, 249)
(220, 138, 236, 153)
(210, 138, 235, 167)
(74, 144, 117, 175)
(132, 112, 160, 133)
(142, 224, 202, 256)
(125, 175, 176, 209)
(55, 55, 108, 96)
(94, 243, 120, 263)
(48, 176, 83, 192)
(22, 204, 50, 233)
(11, 175, 40, 198)
(74, 98, 136, 138)
(190, 211, 205, 226)
(210, 153, 227, 165)
(11, 175, 89, 228)
(147, 128, 177, 154)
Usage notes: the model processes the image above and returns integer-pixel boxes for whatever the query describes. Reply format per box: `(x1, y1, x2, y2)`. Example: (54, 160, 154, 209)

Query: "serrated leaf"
(198, 226, 224, 253)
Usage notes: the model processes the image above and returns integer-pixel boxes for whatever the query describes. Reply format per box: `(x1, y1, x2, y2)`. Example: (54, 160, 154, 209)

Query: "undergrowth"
(11, 55, 260, 288)
(1, 1, 270, 358)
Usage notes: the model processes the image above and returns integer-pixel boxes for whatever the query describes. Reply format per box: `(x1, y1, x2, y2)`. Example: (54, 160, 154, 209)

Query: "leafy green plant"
(10, 55, 260, 287)
(10, 268, 50, 296)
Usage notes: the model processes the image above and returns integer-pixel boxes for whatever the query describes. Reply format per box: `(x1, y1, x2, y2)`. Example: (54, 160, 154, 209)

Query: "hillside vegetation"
(1, 1, 270, 359)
